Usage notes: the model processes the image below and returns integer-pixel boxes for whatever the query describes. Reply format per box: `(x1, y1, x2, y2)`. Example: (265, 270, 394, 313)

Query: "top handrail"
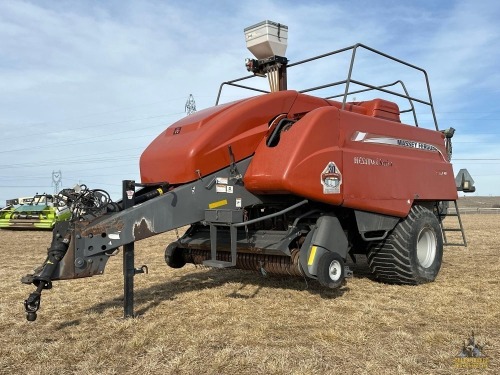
(215, 43, 439, 130)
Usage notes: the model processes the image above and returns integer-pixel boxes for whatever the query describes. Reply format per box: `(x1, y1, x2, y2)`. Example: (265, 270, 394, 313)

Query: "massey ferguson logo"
(352, 131, 440, 153)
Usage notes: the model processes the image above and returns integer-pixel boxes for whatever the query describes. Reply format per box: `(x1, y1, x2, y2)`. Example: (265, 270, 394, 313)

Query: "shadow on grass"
(345, 254, 376, 280)
(78, 259, 375, 318)
(51, 255, 375, 327)
(56, 319, 82, 329)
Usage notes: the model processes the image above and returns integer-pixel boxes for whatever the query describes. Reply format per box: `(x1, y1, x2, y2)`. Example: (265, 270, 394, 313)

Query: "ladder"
(435, 200, 467, 247)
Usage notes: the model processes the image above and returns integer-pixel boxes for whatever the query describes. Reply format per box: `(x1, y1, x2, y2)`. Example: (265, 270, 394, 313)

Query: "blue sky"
(0, 0, 499, 204)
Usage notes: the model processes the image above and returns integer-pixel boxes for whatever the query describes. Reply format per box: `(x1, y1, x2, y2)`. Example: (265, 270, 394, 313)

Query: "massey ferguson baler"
(22, 21, 474, 321)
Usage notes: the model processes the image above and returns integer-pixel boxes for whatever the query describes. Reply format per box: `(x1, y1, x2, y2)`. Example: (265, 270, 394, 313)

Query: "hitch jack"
(122, 180, 148, 318)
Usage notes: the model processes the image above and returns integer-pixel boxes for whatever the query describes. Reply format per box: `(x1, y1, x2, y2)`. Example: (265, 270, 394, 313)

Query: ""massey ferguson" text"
(397, 139, 437, 151)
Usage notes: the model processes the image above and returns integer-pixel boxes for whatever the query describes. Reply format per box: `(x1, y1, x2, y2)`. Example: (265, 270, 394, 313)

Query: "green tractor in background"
(0, 193, 70, 230)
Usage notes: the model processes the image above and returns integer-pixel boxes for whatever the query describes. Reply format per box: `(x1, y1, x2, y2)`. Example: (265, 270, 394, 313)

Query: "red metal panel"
(140, 91, 299, 184)
(245, 106, 344, 206)
(245, 99, 457, 217)
(339, 110, 457, 216)
(141, 89, 458, 218)
(357, 99, 401, 122)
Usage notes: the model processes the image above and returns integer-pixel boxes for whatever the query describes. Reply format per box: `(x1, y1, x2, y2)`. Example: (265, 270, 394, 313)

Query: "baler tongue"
(21, 184, 117, 321)
(20, 182, 170, 321)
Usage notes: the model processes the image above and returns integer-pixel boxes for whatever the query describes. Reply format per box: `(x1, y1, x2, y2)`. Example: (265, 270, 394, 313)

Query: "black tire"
(317, 252, 345, 289)
(165, 242, 186, 269)
(367, 205, 443, 285)
(435, 201, 449, 218)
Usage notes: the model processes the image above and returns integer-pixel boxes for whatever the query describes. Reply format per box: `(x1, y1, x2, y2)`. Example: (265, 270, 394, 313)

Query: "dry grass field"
(458, 196, 500, 209)
(0, 214, 498, 374)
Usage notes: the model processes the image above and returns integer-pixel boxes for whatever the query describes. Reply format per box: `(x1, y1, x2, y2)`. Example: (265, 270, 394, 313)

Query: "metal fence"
(452, 208, 500, 215)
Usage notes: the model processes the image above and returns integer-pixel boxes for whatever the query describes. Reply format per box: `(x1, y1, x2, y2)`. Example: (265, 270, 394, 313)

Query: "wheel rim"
(328, 260, 342, 281)
(417, 227, 437, 268)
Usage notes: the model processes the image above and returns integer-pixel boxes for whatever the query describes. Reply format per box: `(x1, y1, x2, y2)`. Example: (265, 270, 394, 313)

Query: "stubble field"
(0, 214, 498, 374)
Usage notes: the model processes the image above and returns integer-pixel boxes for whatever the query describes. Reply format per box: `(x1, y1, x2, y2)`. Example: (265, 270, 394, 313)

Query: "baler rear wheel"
(317, 252, 345, 289)
(367, 205, 443, 285)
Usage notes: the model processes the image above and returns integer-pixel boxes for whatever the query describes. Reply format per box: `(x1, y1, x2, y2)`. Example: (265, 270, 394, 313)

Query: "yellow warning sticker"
(208, 199, 228, 209)
(307, 246, 317, 266)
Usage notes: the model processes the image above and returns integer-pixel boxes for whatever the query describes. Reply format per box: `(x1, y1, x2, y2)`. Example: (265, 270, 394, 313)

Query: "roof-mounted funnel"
(244, 20, 288, 59)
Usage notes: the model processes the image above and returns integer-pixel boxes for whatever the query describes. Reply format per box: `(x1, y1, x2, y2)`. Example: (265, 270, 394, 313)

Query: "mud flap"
(299, 214, 348, 278)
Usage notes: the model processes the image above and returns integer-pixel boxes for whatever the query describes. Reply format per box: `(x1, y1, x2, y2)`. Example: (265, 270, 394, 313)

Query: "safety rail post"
(122, 180, 136, 318)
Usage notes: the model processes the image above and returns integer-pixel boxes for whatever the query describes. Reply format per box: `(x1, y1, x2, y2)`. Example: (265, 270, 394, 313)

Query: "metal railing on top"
(215, 43, 439, 130)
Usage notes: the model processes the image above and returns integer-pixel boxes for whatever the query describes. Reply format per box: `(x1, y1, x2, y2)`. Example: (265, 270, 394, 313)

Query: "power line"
(0, 185, 52, 188)
(0, 156, 139, 170)
(1, 146, 145, 166)
(0, 112, 184, 154)
(1, 96, 191, 141)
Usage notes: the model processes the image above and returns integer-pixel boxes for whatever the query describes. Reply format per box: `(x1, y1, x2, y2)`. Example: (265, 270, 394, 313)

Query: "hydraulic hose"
(22, 222, 72, 321)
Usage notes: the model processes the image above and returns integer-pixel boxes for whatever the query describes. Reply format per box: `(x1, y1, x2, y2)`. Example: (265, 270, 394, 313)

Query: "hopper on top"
(244, 20, 288, 59)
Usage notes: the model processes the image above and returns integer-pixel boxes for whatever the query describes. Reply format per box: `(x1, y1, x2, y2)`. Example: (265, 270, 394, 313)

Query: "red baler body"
(140, 91, 457, 217)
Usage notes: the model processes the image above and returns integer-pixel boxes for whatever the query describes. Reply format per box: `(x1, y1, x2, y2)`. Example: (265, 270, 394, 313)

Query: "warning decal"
(321, 162, 342, 194)
(209, 199, 228, 209)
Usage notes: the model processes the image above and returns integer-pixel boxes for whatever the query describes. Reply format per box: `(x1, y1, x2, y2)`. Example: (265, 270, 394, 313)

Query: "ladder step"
(436, 200, 467, 247)
(205, 223, 238, 268)
(202, 260, 235, 268)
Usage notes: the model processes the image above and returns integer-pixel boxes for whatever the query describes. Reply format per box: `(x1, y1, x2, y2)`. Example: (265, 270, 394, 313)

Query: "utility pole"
(52, 170, 62, 194)
(185, 94, 197, 115)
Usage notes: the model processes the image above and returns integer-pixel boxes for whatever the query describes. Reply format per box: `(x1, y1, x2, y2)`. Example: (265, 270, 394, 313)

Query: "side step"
(436, 200, 467, 247)
(202, 210, 240, 268)
(201, 201, 310, 268)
